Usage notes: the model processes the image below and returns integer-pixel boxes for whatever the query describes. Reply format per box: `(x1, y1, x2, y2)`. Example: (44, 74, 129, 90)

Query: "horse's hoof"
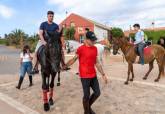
(130, 79, 133, 81)
(49, 98, 54, 106)
(154, 79, 159, 82)
(44, 103, 50, 111)
(16, 86, 20, 89)
(143, 77, 147, 80)
(124, 82, 129, 85)
(57, 83, 60, 86)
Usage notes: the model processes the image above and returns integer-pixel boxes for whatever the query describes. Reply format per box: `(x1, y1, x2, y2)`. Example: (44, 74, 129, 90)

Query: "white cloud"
(48, 0, 165, 30)
(0, 4, 14, 19)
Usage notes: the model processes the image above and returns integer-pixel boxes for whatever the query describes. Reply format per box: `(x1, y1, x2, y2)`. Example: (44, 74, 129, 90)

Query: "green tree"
(111, 27, 124, 38)
(128, 30, 165, 44)
(6, 29, 28, 47)
(25, 34, 39, 52)
(63, 27, 76, 40)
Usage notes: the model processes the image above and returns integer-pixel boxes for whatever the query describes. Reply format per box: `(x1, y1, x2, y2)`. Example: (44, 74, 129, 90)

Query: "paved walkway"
(0, 92, 40, 114)
(0, 45, 165, 114)
(0, 45, 20, 75)
(0, 45, 39, 114)
(0, 99, 22, 114)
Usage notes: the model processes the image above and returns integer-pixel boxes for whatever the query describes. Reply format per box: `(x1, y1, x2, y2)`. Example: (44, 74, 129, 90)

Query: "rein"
(119, 39, 134, 56)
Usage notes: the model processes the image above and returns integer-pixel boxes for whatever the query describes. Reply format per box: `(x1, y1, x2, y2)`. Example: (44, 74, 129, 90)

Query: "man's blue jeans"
(137, 42, 145, 64)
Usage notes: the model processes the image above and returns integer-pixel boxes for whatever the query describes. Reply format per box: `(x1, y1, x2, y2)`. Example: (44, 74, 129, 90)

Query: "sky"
(0, 0, 165, 37)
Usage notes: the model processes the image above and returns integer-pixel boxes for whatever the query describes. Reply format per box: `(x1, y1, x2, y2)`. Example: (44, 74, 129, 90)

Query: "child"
(16, 45, 33, 89)
(133, 24, 145, 65)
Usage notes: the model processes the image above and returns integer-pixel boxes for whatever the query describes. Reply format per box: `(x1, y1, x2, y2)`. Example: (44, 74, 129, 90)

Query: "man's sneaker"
(30, 69, 39, 75)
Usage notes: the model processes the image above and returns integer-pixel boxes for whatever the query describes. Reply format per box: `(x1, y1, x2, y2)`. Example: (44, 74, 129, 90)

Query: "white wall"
(94, 25, 108, 41)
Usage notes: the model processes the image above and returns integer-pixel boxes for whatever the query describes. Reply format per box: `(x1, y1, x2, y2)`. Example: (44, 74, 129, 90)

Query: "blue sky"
(0, 0, 165, 37)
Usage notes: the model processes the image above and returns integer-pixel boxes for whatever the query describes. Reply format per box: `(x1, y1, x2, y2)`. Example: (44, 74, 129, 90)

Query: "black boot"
(29, 75, 33, 87)
(16, 77, 24, 89)
(44, 103, 50, 111)
(49, 98, 54, 106)
(83, 99, 90, 114)
(90, 108, 96, 114)
(89, 94, 100, 114)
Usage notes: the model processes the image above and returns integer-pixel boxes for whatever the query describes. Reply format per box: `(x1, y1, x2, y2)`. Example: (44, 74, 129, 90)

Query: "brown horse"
(111, 37, 165, 85)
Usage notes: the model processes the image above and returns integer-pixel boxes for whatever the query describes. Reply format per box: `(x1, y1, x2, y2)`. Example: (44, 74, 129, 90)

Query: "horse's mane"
(120, 37, 134, 47)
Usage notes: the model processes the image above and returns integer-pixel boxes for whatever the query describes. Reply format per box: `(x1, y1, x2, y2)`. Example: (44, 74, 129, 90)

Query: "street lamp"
(152, 21, 155, 30)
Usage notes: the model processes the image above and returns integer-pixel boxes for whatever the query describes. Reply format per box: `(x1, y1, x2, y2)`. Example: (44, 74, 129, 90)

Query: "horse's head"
(46, 31, 62, 45)
(111, 37, 131, 55)
(111, 37, 122, 55)
(44, 30, 63, 72)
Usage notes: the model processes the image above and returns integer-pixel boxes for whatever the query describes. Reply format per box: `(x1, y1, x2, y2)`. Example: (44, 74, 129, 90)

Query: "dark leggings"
(81, 77, 101, 101)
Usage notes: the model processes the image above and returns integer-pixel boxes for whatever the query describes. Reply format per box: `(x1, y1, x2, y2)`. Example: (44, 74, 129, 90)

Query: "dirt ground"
(0, 52, 165, 114)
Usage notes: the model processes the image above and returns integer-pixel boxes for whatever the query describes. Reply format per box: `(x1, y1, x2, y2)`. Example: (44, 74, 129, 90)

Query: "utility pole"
(65, 11, 68, 28)
(20, 33, 23, 49)
(152, 21, 155, 30)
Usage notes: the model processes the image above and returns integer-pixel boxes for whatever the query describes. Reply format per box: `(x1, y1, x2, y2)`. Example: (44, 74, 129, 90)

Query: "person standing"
(65, 31, 108, 114)
(16, 45, 33, 89)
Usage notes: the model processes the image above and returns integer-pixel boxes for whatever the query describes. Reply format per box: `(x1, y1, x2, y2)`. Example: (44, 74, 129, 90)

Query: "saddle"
(37, 45, 45, 60)
(135, 45, 151, 56)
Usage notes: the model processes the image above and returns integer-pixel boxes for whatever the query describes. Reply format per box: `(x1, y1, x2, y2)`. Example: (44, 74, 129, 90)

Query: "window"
(78, 27, 84, 34)
(70, 22, 75, 27)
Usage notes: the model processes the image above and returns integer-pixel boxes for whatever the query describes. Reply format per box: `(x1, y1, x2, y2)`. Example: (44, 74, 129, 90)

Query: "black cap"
(86, 31, 97, 41)
(133, 23, 140, 28)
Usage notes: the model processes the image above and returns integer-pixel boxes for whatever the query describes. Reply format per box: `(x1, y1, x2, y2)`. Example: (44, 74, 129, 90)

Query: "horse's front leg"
(49, 72, 57, 105)
(41, 71, 50, 111)
(125, 63, 131, 85)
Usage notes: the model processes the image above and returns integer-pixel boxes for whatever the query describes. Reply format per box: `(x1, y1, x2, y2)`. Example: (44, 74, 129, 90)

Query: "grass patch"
(0, 39, 6, 45)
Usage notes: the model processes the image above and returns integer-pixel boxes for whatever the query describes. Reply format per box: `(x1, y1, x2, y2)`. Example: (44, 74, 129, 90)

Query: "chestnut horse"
(37, 30, 65, 111)
(111, 37, 165, 85)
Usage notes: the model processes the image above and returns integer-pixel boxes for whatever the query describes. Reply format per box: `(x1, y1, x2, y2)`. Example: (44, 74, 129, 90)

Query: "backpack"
(144, 33, 148, 42)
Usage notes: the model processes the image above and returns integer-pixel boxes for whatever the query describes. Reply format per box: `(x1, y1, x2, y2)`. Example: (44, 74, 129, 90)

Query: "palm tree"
(10, 29, 27, 48)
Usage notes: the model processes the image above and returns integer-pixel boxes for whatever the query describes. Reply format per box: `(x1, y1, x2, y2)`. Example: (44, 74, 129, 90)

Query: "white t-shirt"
(20, 52, 32, 62)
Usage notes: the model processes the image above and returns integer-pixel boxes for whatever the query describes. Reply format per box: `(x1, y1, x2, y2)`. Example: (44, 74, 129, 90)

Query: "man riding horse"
(30, 11, 66, 111)
(31, 11, 65, 74)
